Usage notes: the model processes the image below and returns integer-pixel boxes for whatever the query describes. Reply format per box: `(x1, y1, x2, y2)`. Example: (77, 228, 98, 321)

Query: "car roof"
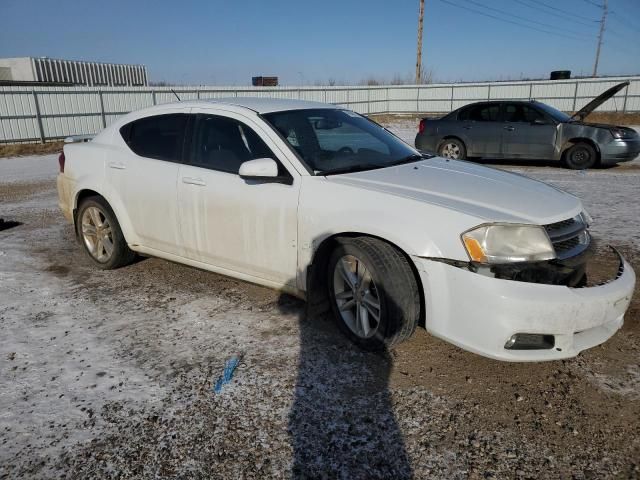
(150, 97, 337, 114)
(459, 100, 535, 107)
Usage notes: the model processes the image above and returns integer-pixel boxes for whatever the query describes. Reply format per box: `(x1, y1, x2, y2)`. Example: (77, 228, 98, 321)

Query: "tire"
(562, 142, 597, 169)
(438, 138, 466, 160)
(76, 196, 135, 269)
(327, 237, 420, 351)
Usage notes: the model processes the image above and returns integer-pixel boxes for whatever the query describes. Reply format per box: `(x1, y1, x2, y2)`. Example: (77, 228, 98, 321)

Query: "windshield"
(262, 108, 422, 174)
(534, 102, 572, 123)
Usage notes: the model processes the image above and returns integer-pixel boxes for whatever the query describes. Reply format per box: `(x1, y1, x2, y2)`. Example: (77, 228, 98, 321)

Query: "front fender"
(297, 176, 480, 289)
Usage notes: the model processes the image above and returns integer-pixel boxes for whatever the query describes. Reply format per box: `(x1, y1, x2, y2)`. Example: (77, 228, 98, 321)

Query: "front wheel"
(562, 142, 597, 169)
(327, 237, 420, 351)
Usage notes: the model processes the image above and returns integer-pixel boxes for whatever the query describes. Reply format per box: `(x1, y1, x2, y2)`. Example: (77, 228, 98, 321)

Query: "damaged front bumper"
(412, 248, 635, 361)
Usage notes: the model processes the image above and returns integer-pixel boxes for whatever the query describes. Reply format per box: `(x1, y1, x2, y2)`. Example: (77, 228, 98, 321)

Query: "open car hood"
(571, 81, 629, 121)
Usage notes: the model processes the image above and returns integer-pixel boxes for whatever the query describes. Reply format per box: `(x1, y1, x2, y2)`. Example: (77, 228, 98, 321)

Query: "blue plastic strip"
(213, 355, 241, 393)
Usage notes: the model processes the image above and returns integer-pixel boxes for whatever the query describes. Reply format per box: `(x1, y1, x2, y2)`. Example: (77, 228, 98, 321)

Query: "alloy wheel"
(441, 142, 460, 159)
(332, 254, 382, 339)
(81, 206, 114, 262)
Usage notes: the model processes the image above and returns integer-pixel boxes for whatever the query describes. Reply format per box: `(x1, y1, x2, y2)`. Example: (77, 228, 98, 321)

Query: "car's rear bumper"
(412, 251, 635, 361)
(414, 133, 439, 154)
(56, 173, 74, 223)
(600, 138, 640, 165)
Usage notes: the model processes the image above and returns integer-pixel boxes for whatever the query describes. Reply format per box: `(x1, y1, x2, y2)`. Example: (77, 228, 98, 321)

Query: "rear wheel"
(562, 142, 597, 169)
(76, 196, 135, 269)
(327, 237, 420, 351)
(438, 138, 466, 160)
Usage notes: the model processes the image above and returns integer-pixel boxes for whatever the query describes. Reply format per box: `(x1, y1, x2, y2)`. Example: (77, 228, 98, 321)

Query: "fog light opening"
(504, 333, 555, 350)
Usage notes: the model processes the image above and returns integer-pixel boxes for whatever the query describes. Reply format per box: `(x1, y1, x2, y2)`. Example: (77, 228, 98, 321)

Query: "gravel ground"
(1, 144, 639, 479)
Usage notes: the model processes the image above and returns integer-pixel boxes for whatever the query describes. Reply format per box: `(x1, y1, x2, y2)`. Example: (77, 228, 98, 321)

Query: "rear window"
(120, 114, 187, 162)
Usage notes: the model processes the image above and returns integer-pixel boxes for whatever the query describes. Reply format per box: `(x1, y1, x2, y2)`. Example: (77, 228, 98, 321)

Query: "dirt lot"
(1, 146, 639, 478)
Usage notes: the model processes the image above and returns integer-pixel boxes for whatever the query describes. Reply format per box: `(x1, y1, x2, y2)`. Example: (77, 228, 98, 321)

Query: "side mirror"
(239, 158, 292, 185)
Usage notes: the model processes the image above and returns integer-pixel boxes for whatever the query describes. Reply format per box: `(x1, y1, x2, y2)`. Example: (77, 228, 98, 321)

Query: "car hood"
(324, 158, 582, 224)
(571, 81, 629, 122)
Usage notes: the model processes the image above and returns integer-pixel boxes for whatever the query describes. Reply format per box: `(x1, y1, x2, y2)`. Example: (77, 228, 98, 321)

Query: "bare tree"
(417, 66, 434, 84)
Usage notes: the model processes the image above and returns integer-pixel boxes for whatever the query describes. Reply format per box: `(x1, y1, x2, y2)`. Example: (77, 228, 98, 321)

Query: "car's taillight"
(58, 152, 65, 173)
(418, 119, 426, 134)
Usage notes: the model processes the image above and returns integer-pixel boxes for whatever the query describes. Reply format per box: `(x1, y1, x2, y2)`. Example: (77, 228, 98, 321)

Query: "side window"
(522, 105, 546, 123)
(504, 104, 546, 123)
(459, 104, 500, 122)
(503, 104, 526, 123)
(190, 115, 281, 175)
(457, 106, 473, 121)
(120, 114, 187, 162)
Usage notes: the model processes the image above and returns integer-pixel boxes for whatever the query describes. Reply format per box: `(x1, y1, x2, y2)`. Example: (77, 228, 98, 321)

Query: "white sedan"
(57, 98, 635, 361)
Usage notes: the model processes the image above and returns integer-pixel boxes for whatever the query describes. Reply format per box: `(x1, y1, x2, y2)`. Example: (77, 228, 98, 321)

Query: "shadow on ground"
(278, 293, 413, 479)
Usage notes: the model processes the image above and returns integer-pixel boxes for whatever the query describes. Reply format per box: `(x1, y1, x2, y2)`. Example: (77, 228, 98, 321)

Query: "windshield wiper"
(388, 153, 431, 166)
(321, 154, 431, 176)
(321, 163, 386, 176)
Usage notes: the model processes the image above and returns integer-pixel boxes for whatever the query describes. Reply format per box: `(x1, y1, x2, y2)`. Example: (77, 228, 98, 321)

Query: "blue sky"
(1, 0, 639, 85)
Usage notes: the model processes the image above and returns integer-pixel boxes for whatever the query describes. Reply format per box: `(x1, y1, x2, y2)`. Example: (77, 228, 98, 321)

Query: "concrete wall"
(0, 58, 36, 81)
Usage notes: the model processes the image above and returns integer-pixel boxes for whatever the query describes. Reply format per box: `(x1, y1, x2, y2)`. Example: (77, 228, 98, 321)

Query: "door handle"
(182, 177, 206, 186)
(108, 162, 126, 170)
(463, 125, 472, 130)
(503, 126, 515, 131)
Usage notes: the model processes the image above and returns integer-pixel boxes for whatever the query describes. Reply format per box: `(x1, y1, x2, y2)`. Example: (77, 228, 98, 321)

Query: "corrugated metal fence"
(1, 76, 638, 143)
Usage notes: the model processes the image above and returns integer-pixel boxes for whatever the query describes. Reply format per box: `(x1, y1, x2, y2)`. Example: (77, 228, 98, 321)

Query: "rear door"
(501, 103, 557, 159)
(177, 109, 299, 285)
(457, 103, 503, 157)
(108, 111, 188, 254)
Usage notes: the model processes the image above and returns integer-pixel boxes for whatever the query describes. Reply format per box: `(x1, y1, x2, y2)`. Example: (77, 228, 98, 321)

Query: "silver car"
(415, 82, 640, 169)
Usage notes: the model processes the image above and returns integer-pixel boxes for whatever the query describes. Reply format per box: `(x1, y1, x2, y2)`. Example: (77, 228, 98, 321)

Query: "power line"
(605, 27, 637, 43)
(461, 0, 594, 39)
(581, 0, 603, 8)
(525, 0, 600, 23)
(609, 11, 640, 33)
(512, 0, 598, 28)
(437, 0, 591, 41)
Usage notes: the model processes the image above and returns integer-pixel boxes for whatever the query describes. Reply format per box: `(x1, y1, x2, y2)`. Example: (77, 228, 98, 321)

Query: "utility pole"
(592, 0, 608, 77)
(416, 0, 425, 84)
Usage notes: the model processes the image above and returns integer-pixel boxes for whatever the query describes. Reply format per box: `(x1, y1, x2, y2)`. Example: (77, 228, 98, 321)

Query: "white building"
(0, 57, 148, 86)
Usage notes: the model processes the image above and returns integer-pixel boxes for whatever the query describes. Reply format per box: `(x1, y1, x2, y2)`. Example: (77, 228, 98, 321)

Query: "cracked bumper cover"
(412, 250, 635, 361)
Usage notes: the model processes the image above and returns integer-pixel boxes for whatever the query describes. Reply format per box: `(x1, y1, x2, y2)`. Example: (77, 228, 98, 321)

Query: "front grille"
(552, 235, 580, 253)
(544, 216, 589, 260)
(545, 218, 577, 234)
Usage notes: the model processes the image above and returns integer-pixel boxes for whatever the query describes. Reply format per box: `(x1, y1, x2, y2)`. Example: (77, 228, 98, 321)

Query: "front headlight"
(462, 224, 555, 264)
(610, 127, 634, 140)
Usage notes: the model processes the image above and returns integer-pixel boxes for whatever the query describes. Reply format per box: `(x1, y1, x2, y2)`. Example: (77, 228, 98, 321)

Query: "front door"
(501, 103, 557, 159)
(177, 110, 299, 286)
